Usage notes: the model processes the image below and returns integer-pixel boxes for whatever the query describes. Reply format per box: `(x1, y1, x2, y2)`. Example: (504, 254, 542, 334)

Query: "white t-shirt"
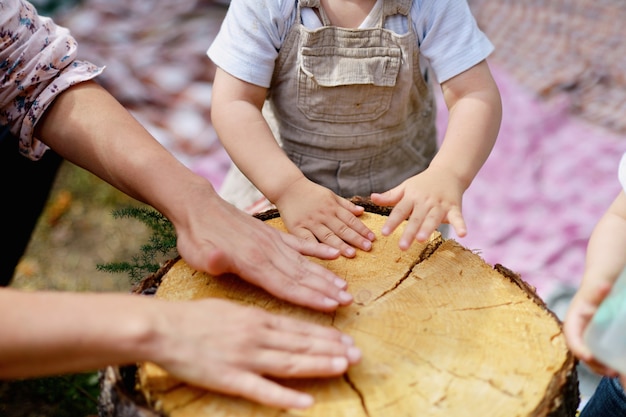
(208, 0, 494, 88)
(619, 153, 626, 192)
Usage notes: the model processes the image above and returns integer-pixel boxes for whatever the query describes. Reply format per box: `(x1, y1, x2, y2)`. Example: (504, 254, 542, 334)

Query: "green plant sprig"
(97, 206, 178, 282)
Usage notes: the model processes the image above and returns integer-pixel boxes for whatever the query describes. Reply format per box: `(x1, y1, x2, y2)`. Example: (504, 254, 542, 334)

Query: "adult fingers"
(259, 334, 362, 368)
(210, 370, 317, 409)
(259, 253, 354, 312)
(248, 349, 351, 378)
(195, 228, 353, 311)
(260, 314, 362, 363)
(264, 311, 353, 342)
(281, 235, 350, 290)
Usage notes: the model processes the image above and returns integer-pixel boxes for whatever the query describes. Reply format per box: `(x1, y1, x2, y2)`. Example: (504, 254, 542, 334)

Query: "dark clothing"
(580, 377, 626, 417)
(0, 131, 63, 286)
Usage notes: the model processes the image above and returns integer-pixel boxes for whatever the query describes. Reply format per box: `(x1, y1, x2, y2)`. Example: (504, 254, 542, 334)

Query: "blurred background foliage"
(28, 0, 82, 15)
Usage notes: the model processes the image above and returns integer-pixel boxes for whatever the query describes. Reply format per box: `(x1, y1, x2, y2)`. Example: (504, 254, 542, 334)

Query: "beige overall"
(219, 0, 437, 213)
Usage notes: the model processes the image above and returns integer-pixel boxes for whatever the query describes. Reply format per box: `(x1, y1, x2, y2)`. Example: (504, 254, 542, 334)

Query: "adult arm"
(1, 0, 352, 309)
(0, 288, 361, 409)
(34, 80, 353, 312)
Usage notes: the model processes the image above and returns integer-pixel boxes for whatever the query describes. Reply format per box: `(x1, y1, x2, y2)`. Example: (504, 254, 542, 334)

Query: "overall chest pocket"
(298, 46, 401, 123)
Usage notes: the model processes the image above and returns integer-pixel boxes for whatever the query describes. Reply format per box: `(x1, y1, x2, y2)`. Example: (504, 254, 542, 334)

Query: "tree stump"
(99, 201, 579, 417)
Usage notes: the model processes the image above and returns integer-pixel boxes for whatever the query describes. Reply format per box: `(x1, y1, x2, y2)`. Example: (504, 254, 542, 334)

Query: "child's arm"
(211, 68, 375, 258)
(372, 60, 502, 249)
(564, 190, 626, 377)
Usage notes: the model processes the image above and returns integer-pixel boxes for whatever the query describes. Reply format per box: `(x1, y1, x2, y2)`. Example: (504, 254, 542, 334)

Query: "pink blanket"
(440, 62, 626, 298)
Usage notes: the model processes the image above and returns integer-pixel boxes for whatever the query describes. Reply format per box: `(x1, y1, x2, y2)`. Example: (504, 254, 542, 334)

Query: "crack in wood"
(372, 236, 444, 303)
(372, 268, 414, 303)
(415, 356, 522, 400)
(343, 372, 370, 417)
(450, 301, 523, 311)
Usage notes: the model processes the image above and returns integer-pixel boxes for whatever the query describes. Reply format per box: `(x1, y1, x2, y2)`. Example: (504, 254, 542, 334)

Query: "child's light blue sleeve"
(207, 0, 297, 88)
(413, 0, 494, 84)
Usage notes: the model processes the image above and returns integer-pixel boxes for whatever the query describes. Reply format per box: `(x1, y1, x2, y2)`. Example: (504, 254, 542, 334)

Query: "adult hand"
(154, 298, 362, 409)
(371, 166, 467, 250)
(274, 177, 375, 258)
(0, 289, 361, 410)
(173, 184, 355, 312)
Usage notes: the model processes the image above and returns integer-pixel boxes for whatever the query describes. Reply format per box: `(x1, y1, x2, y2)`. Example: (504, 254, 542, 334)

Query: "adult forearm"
(35, 80, 213, 218)
(0, 288, 159, 378)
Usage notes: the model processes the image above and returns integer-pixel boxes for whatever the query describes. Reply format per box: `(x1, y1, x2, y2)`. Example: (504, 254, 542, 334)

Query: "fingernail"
(347, 346, 362, 363)
(327, 247, 341, 256)
(362, 240, 372, 251)
(340, 334, 354, 345)
(331, 357, 348, 371)
(367, 232, 376, 241)
(323, 297, 339, 308)
(334, 277, 347, 288)
(344, 247, 356, 257)
(339, 291, 353, 303)
(294, 394, 314, 409)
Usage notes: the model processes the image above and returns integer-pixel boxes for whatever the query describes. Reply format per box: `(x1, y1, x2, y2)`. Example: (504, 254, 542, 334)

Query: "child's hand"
(564, 282, 620, 378)
(371, 167, 467, 250)
(275, 178, 376, 258)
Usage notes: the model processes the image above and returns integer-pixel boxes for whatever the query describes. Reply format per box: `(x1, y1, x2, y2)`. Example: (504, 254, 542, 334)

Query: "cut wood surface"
(130, 209, 578, 417)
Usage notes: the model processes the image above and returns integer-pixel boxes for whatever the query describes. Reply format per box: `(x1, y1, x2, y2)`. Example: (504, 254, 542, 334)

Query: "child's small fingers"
(399, 208, 438, 249)
(414, 212, 442, 243)
(446, 208, 467, 237)
(338, 198, 365, 216)
(382, 203, 414, 237)
(370, 188, 401, 206)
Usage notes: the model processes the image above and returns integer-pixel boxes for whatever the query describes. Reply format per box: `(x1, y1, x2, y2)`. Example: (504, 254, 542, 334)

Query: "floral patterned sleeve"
(0, 0, 103, 160)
